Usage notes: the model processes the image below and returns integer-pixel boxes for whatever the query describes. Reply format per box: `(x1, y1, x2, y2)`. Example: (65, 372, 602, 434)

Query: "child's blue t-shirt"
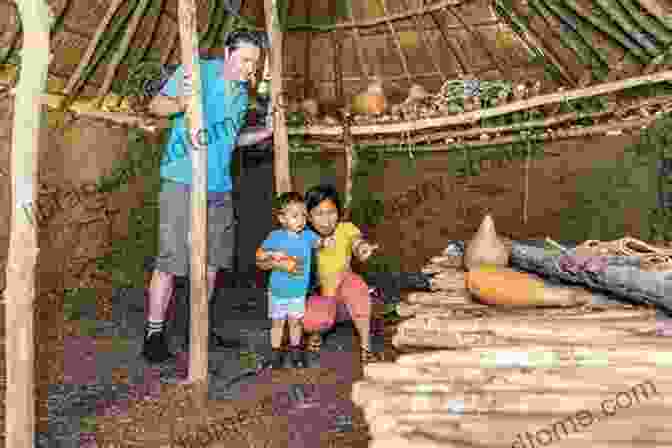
(261, 228, 320, 298)
(159, 58, 249, 193)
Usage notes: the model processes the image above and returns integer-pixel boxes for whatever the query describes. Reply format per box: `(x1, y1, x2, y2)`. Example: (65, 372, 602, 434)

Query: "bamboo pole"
(265, 0, 292, 193)
(6, 2, 52, 447)
(178, 0, 208, 400)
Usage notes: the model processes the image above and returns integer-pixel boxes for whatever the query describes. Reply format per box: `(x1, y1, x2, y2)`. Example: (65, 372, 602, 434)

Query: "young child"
(302, 184, 384, 365)
(255, 191, 325, 368)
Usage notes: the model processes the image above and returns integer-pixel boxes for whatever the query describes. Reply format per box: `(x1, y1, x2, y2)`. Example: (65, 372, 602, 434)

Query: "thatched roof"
(1, 0, 672, 130)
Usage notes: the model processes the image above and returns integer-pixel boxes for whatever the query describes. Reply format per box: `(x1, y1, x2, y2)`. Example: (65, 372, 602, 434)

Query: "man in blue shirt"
(143, 31, 273, 363)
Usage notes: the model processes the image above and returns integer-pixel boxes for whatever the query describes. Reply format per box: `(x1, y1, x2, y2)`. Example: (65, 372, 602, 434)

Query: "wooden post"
(344, 115, 356, 212)
(178, 0, 209, 397)
(5, 2, 52, 448)
(265, 0, 292, 194)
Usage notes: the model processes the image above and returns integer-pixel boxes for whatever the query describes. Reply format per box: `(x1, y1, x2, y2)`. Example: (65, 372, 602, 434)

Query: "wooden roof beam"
(374, 0, 413, 83)
(95, 0, 154, 103)
(445, 4, 509, 78)
(396, 0, 446, 82)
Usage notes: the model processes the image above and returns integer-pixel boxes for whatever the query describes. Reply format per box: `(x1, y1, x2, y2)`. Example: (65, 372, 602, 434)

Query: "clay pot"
(463, 214, 510, 271)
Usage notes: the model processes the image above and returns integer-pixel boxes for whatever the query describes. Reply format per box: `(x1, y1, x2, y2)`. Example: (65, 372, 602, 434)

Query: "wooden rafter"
(327, 0, 465, 31)
(62, 0, 125, 97)
(346, 0, 371, 86)
(0, 3, 22, 65)
(161, 21, 180, 66)
(425, 7, 468, 75)
(638, 0, 672, 28)
(95, 0, 153, 102)
(500, 1, 577, 86)
(304, 0, 311, 98)
(445, 5, 508, 78)
(397, 0, 446, 82)
(374, 0, 413, 83)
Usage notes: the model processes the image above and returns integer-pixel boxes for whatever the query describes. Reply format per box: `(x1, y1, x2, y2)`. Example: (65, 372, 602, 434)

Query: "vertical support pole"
(178, 0, 208, 399)
(343, 114, 355, 214)
(265, 0, 292, 194)
(6, 2, 52, 448)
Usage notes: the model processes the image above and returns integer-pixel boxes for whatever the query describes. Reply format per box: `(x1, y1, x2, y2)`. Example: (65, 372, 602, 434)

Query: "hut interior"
(1, 0, 672, 446)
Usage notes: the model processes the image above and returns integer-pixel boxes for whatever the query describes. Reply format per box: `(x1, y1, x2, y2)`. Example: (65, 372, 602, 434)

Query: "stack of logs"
(353, 250, 671, 447)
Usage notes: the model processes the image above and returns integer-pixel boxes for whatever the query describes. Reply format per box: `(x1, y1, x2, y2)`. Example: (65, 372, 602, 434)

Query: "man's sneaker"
(269, 348, 286, 369)
(141, 331, 174, 364)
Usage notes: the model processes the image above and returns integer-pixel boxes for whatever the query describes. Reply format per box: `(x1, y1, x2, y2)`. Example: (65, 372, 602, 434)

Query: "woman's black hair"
(305, 184, 342, 216)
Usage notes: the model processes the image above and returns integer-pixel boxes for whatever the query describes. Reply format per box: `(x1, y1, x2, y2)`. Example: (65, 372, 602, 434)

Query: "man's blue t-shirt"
(261, 229, 320, 298)
(159, 58, 249, 193)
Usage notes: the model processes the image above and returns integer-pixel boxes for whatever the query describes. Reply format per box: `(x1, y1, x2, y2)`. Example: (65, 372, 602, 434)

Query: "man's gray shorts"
(155, 181, 236, 276)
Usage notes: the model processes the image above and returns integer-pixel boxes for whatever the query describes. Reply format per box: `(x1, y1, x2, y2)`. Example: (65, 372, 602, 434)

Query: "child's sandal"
(360, 345, 384, 364)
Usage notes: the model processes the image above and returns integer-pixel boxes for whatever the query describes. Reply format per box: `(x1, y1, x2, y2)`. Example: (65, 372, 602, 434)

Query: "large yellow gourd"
(466, 267, 588, 307)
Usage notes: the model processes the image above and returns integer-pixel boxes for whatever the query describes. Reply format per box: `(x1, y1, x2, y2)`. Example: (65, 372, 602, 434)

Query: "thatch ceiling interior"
(1, 0, 672, 111)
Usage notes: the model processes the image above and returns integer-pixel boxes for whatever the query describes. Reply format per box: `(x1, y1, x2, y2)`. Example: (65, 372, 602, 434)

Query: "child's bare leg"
(270, 319, 286, 349)
(287, 318, 303, 347)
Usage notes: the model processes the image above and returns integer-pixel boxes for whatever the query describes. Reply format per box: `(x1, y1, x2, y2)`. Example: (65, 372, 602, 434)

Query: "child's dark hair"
(305, 184, 342, 216)
(274, 191, 305, 215)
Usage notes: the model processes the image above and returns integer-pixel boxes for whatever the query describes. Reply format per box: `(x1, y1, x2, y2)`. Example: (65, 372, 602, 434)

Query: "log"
(395, 301, 652, 319)
(367, 412, 672, 446)
(353, 376, 668, 406)
(406, 291, 472, 306)
(369, 435, 470, 448)
(361, 386, 669, 418)
(430, 277, 467, 292)
(5, 2, 51, 448)
(362, 364, 667, 388)
(395, 345, 672, 368)
(396, 302, 489, 317)
(393, 330, 672, 349)
(395, 315, 655, 343)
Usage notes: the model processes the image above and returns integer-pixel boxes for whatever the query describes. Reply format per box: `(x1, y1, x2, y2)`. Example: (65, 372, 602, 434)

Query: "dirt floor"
(0, 131, 663, 448)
